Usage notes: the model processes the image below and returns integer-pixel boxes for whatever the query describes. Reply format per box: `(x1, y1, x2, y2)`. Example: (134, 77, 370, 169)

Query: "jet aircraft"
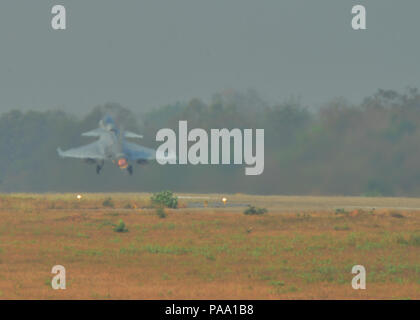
(57, 115, 161, 175)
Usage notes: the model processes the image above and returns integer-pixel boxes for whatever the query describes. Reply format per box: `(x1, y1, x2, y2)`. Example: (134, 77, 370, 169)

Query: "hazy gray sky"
(1, 0, 419, 114)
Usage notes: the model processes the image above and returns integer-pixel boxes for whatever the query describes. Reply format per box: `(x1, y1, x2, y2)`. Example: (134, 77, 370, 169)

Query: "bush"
(334, 224, 350, 231)
(151, 190, 178, 208)
(396, 235, 409, 245)
(409, 234, 420, 246)
(156, 207, 167, 219)
(397, 234, 420, 246)
(114, 219, 128, 233)
(335, 208, 348, 215)
(390, 212, 404, 219)
(244, 205, 267, 215)
(103, 197, 114, 208)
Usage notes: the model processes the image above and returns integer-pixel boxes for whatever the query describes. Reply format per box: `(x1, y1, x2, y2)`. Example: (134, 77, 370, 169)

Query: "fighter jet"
(57, 115, 159, 175)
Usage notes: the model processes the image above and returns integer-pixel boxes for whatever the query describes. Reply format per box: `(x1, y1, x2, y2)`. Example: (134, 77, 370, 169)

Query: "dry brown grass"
(0, 193, 418, 299)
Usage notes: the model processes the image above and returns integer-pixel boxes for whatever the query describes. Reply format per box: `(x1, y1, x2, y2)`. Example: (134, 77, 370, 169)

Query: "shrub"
(409, 234, 420, 246)
(396, 235, 409, 245)
(335, 208, 348, 215)
(334, 224, 350, 231)
(244, 205, 267, 215)
(151, 190, 178, 209)
(102, 197, 114, 208)
(156, 207, 167, 219)
(270, 280, 285, 287)
(114, 219, 128, 233)
(390, 212, 404, 219)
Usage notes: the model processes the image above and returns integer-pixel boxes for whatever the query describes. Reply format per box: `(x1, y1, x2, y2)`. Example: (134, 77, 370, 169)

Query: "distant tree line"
(1, 88, 420, 196)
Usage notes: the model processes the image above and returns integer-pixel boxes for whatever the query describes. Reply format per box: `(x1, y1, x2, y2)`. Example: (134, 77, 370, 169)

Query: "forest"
(1, 88, 420, 196)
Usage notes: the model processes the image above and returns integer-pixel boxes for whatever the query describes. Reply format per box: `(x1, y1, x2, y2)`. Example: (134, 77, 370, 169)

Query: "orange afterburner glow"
(117, 158, 128, 169)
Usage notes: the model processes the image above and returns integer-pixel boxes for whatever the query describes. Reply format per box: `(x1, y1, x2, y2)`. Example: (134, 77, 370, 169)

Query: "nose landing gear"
(127, 165, 133, 176)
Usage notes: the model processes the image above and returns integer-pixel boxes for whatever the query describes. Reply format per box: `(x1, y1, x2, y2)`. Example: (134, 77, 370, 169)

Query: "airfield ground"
(0, 193, 418, 299)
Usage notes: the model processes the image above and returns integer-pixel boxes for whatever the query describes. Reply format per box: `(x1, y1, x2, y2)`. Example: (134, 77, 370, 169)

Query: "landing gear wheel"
(96, 160, 104, 174)
(127, 165, 133, 176)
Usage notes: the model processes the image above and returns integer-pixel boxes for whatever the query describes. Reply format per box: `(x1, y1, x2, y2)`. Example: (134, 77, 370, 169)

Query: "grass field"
(0, 193, 418, 299)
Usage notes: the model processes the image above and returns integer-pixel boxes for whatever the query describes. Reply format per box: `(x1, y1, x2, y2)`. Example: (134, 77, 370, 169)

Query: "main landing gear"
(127, 165, 133, 176)
(96, 160, 104, 174)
